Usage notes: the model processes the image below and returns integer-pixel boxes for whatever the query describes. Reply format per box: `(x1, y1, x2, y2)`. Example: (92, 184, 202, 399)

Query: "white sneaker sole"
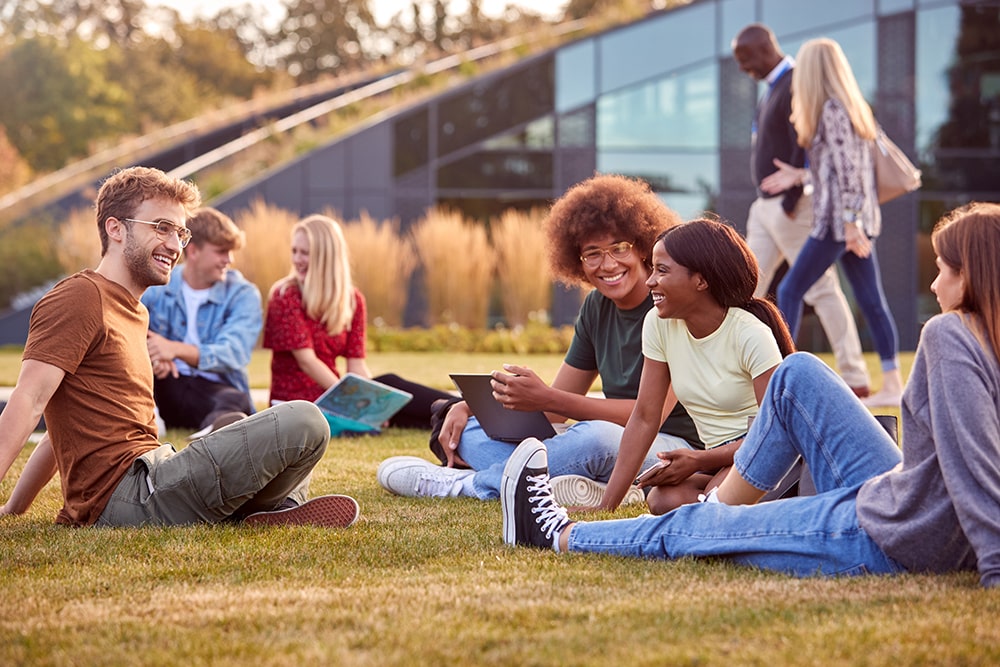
(550, 474, 645, 507)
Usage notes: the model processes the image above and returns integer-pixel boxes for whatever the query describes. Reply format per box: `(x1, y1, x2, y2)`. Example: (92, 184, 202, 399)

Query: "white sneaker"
(377, 456, 474, 498)
(549, 474, 646, 507)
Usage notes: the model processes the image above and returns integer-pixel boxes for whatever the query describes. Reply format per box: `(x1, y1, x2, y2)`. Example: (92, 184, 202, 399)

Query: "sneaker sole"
(550, 475, 645, 507)
(243, 495, 360, 528)
(501, 438, 546, 546)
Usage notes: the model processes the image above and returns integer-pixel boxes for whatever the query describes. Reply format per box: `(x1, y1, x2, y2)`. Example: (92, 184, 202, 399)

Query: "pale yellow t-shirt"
(641, 307, 782, 448)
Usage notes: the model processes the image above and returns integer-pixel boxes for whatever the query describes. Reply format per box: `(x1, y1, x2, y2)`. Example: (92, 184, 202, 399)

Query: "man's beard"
(123, 230, 170, 288)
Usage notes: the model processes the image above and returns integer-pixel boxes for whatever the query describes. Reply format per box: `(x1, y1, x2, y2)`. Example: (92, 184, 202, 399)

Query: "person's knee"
(568, 420, 624, 451)
(646, 485, 695, 515)
(277, 401, 331, 451)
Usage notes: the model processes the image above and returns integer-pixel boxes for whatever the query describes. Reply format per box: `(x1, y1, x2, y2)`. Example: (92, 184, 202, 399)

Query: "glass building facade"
(218, 0, 1000, 347)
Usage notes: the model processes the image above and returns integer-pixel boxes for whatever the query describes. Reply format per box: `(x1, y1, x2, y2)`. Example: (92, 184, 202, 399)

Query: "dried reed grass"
(490, 207, 551, 326)
(342, 211, 416, 326)
(56, 207, 102, 274)
(231, 199, 299, 299)
(410, 207, 494, 328)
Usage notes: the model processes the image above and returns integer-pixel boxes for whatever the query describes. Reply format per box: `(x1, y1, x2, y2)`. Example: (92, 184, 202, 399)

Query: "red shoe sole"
(243, 495, 360, 528)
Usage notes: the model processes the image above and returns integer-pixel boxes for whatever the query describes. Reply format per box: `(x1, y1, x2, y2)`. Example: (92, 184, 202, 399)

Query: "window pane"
(556, 39, 596, 113)
(597, 151, 719, 219)
(762, 0, 873, 36)
(597, 64, 718, 150)
(600, 3, 716, 95)
(720, 0, 756, 57)
(437, 56, 555, 157)
(437, 151, 554, 190)
(394, 108, 429, 177)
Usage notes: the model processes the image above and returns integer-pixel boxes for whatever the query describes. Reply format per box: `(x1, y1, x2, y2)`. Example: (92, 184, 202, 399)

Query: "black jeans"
(374, 373, 453, 430)
(154, 374, 254, 430)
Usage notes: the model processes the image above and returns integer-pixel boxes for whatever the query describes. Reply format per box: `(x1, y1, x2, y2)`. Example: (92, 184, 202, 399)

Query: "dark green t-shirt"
(564, 290, 703, 448)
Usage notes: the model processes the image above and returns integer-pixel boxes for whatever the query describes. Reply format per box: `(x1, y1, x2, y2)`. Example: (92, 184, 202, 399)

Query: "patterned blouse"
(807, 98, 881, 242)
(263, 282, 367, 403)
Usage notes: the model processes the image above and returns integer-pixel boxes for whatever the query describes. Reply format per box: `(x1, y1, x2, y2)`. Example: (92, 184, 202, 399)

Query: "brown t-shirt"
(24, 270, 159, 526)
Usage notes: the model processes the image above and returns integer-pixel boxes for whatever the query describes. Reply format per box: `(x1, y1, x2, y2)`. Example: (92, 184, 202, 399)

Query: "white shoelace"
(416, 471, 463, 497)
(527, 473, 570, 539)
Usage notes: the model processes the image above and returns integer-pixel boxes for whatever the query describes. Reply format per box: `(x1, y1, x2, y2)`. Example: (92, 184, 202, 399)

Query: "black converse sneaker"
(501, 438, 570, 549)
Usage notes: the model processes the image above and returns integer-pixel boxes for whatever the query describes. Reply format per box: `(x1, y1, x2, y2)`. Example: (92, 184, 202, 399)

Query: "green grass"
(3, 348, 999, 665)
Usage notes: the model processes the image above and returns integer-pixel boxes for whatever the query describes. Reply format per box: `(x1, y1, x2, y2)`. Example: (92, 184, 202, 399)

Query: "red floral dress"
(263, 282, 366, 404)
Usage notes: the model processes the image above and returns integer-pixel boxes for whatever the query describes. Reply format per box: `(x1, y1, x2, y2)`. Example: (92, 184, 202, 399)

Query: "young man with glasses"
(141, 207, 262, 437)
(377, 174, 702, 504)
(0, 166, 358, 528)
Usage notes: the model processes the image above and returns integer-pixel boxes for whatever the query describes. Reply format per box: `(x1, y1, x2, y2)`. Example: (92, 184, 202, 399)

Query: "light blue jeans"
(777, 235, 899, 370)
(568, 353, 906, 578)
(458, 418, 693, 500)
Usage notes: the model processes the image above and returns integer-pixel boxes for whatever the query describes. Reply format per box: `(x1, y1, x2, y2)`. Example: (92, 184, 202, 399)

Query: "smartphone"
(634, 461, 668, 485)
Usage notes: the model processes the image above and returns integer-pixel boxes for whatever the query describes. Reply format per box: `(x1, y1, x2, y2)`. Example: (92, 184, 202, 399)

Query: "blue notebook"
(314, 373, 413, 436)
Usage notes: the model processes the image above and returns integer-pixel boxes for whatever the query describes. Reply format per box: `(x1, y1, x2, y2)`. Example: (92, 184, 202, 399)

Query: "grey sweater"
(857, 313, 1000, 587)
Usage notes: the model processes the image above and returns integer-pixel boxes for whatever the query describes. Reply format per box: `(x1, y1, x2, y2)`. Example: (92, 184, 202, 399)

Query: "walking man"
(733, 23, 870, 395)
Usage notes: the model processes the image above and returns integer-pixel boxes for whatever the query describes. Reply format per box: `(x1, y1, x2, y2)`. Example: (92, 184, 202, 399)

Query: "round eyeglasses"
(579, 241, 634, 268)
(124, 218, 193, 248)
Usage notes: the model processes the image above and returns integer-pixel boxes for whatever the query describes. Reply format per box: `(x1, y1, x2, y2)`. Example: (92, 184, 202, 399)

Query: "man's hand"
(146, 331, 176, 366)
(490, 365, 550, 412)
(438, 401, 471, 468)
(152, 359, 179, 379)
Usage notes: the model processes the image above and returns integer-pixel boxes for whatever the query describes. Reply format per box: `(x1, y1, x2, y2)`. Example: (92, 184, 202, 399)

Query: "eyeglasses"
(124, 218, 193, 248)
(580, 241, 634, 267)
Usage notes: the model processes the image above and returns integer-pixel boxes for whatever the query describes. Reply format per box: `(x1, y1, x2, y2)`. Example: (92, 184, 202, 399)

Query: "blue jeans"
(458, 418, 693, 500)
(568, 353, 906, 578)
(777, 235, 899, 369)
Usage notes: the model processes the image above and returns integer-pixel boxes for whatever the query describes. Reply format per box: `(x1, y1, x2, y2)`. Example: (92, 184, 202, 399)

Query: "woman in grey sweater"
(501, 202, 1000, 588)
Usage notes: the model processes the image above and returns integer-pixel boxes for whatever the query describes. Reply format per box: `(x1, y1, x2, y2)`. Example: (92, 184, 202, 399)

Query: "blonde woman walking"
(761, 37, 902, 407)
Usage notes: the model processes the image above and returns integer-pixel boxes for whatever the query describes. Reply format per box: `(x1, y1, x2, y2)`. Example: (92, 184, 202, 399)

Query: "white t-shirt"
(642, 307, 782, 448)
(177, 282, 222, 383)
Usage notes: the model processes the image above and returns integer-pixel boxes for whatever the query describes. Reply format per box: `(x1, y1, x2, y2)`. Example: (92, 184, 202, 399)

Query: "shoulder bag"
(873, 127, 922, 204)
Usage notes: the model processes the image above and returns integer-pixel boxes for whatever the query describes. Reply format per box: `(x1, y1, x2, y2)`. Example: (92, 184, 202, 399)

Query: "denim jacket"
(141, 267, 262, 404)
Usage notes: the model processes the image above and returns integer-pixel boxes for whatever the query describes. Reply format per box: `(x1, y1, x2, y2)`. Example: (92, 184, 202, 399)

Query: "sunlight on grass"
(2, 425, 996, 665)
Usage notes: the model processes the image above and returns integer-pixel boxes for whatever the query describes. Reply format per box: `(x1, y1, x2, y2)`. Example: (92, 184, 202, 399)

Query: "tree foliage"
(0, 0, 566, 176)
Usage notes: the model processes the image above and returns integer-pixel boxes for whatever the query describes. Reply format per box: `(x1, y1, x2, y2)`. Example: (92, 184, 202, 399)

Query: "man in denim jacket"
(141, 207, 262, 434)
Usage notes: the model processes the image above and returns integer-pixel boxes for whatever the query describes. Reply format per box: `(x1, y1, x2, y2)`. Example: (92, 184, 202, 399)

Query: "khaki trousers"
(745, 195, 869, 388)
(96, 401, 329, 526)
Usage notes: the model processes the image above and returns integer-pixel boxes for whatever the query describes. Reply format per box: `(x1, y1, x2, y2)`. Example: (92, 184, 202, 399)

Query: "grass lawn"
(2, 348, 999, 665)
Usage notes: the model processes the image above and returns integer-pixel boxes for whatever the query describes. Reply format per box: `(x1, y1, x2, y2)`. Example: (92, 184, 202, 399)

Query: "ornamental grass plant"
(410, 207, 494, 328)
(342, 211, 416, 327)
(490, 207, 551, 327)
(232, 198, 299, 299)
(56, 207, 101, 274)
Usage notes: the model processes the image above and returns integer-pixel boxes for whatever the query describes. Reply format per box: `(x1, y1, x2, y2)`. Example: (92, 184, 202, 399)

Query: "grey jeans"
(96, 401, 330, 526)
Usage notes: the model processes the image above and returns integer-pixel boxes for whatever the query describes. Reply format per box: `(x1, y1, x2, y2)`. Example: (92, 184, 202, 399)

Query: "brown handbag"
(873, 127, 922, 204)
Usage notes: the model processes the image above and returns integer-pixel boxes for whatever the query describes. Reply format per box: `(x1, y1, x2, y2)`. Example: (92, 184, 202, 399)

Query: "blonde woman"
(263, 214, 449, 427)
(761, 37, 902, 407)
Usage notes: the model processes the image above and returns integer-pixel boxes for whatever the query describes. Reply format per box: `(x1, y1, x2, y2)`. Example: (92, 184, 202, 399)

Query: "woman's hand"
(844, 222, 872, 258)
(759, 159, 807, 195)
(637, 449, 704, 487)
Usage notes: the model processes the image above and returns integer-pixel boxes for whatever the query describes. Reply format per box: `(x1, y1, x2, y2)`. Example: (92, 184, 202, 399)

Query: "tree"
(0, 126, 32, 196)
(277, 0, 377, 81)
(0, 36, 127, 171)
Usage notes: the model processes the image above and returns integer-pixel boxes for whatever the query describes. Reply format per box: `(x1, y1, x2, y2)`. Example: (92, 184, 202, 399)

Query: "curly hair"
(545, 174, 682, 286)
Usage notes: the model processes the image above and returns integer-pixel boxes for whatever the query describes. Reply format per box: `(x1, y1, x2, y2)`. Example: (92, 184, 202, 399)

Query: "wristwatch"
(842, 210, 862, 231)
